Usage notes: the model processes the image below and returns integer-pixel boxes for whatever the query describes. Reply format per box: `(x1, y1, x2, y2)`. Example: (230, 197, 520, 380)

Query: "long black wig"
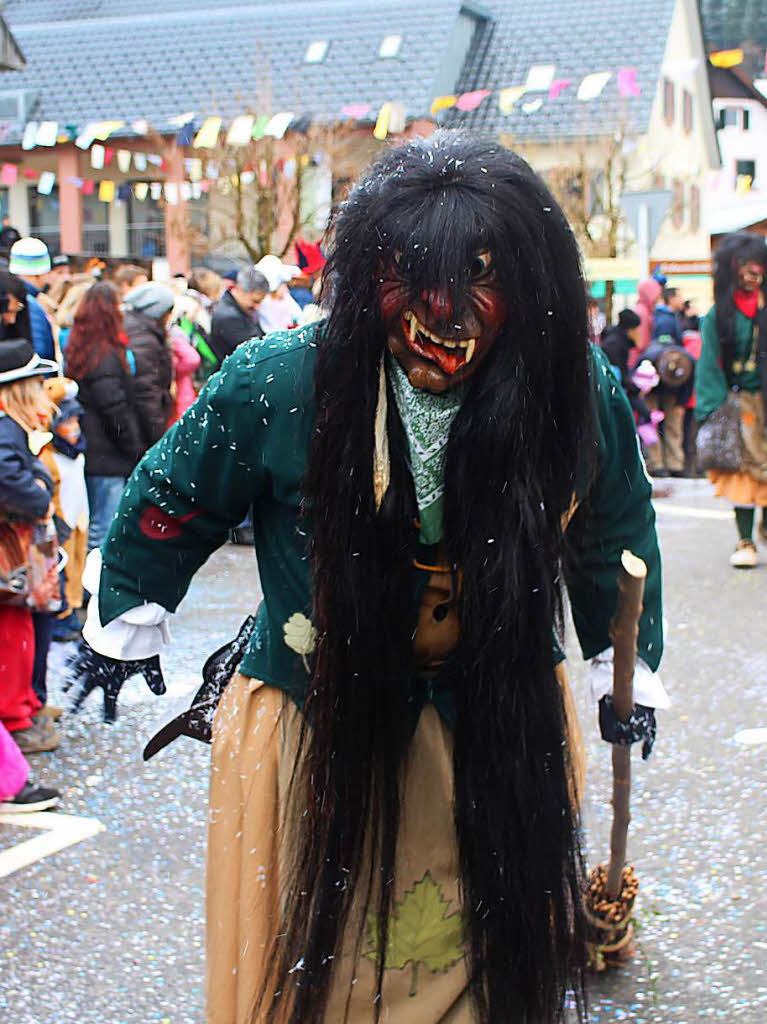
(262, 132, 597, 1024)
(713, 231, 767, 381)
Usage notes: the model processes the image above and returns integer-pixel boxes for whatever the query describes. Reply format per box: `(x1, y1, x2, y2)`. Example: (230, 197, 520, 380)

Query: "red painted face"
(736, 260, 764, 293)
(378, 252, 507, 393)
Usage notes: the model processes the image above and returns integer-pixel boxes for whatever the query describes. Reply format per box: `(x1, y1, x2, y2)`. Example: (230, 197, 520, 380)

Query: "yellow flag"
(498, 86, 525, 114)
(193, 116, 222, 149)
(92, 121, 124, 141)
(710, 49, 743, 68)
(98, 180, 115, 202)
(430, 95, 457, 116)
(373, 103, 392, 140)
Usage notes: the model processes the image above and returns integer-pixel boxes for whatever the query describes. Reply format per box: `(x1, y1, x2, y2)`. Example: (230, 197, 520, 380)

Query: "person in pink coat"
(168, 323, 201, 426)
(629, 278, 663, 368)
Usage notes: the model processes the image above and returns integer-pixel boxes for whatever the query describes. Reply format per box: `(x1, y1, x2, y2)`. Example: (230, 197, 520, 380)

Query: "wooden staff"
(605, 550, 647, 901)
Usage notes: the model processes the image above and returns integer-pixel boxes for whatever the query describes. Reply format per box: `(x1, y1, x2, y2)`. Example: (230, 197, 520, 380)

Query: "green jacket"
(695, 307, 761, 422)
(99, 321, 662, 723)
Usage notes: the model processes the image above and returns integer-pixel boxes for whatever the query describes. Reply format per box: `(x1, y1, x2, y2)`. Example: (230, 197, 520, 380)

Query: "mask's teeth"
(465, 338, 476, 364)
(407, 312, 417, 342)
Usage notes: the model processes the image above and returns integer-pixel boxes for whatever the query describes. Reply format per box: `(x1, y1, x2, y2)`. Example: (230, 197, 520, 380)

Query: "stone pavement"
(1, 479, 765, 1023)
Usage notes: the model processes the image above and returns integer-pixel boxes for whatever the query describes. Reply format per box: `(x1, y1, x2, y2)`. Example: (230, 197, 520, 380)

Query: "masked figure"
(695, 232, 767, 568)
(68, 134, 663, 1024)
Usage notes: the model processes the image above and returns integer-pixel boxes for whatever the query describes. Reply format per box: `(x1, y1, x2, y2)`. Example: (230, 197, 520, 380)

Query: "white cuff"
(82, 548, 172, 660)
(589, 648, 671, 710)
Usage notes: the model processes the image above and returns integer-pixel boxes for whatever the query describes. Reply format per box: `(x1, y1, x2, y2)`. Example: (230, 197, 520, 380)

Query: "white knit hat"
(9, 237, 52, 277)
(254, 254, 300, 293)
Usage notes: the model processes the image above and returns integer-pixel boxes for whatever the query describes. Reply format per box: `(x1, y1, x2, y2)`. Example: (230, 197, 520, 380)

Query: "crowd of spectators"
(0, 231, 324, 813)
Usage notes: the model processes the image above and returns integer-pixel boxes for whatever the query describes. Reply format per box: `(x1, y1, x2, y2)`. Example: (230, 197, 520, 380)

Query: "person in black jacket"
(64, 282, 143, 550)
(600, 308, 652, 427)
(209, 267, 268, 364)
(122, 282, 176, 453)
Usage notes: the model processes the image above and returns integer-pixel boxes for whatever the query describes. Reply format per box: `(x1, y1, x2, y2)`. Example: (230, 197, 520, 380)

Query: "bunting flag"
(131, 120, 149, 135)
(549, 79, 572, 99)
(103, 147, 114, 167)
(116, 149, 132, 173)
(498, 86, 525, 113)
(22, 168, 39, 180)
(133, 182, 149, 201)
(455, 89, 490, 111)
(388, 103, 406, 134)
(98, 180, 115, 202)
(251, 114, 269, 140)
(75, 124, 97, 149)
(117, 183, 132, 201)
(66, 176, 84, 188)
(191, 182, 202, 200)
(133, 152, 148, 172)
(430, 95, 457, 115)
(187, 158, 203, 181)
(169, 111, 196, 127)
(373, 102, 392, 140)
(341, 103, 372, 118)
(226, 115, 255, 146)
(525, 64, 556, 92)
(36, 121, 59, 147)
(81, 179, 95, 195)
(263, 112, 294, 139)
(92, 121, 124, 141)
(1, 163, 18, 185)
(21, 121, 38, 150)
(37, 171, 56, 195)
(617, 68, 640, 97)
(577, 71, 611, 100)
(146, 154, 163, 166)
(710, 49, 743, 68)
(522, 99, 543, 115)
(180, 181, 192, 201)
(193, 116, 222, 149)
(90, 144, 105, 169)
(164, 182, 179, 205)
(176, 120, 196, 147)
(150, 182, 162, 200)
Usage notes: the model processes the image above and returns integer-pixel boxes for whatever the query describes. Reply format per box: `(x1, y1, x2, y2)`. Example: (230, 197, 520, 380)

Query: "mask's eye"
(470, 251, 492, 279)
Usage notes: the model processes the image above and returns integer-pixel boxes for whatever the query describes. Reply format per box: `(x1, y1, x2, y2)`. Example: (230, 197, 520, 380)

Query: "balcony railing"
(127, 223, 166, 260)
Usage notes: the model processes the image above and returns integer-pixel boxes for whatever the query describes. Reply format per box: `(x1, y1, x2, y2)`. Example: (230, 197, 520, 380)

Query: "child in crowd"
(0, 338, 61, 753)
(47, 391, 88, 641)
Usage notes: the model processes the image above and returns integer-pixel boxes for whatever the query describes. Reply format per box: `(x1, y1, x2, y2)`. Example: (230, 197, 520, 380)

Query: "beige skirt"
(206, 668, 584, 1024)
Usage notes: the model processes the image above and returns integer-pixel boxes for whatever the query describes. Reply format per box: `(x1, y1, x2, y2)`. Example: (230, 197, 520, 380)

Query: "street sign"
(620, 190, 674, 251)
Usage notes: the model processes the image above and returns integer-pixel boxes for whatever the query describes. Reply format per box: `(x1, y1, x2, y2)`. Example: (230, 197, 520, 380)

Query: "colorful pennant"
(498, 86, 525, 113)
(341, 103, 372, 118)
(37, 171, 56, 195)
(710, 49, 743, 69)
(36, 121, 59, 147)
(263, 112, 294, 139)
(193, 116, 222, 149)
(577, 71, 611, 101)
(116, 149, 132, 173)
(455, 89, 490, 111)
(90, 144, 105, 170)
(549, 79, 572, 99)
(617, 68, 640, 98)
(430, 95, 457, 115)
(1, 163, 18, 185)
(525, 64, 556, 92)
(98, 180, 115, 202)
(226, 115, 255, 146)
(21, 121, 38, 150)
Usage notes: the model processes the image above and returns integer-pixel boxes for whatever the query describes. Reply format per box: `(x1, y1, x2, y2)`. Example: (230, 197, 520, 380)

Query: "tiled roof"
(447, 0, 677, 140)
(0, 0, 466, 139)
(0, 0, 678, 144)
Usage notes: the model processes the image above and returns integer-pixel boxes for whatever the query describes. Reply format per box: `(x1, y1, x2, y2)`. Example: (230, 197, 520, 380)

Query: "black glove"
(598, 694, 657, 760)
(64, 641, 166, 723)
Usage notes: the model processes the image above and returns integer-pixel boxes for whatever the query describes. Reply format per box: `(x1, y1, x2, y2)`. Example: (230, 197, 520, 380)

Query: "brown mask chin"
(378, 273, 506, 393)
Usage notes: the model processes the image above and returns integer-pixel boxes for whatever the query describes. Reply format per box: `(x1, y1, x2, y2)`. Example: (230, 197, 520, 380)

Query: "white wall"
(712, 98, 767, 193)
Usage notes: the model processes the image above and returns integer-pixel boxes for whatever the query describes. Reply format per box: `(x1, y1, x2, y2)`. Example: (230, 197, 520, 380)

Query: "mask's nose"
(421, 287, 453, 321)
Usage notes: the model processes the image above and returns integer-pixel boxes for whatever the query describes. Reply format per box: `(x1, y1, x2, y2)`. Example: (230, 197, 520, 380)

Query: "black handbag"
(695, 395, 743, 472)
